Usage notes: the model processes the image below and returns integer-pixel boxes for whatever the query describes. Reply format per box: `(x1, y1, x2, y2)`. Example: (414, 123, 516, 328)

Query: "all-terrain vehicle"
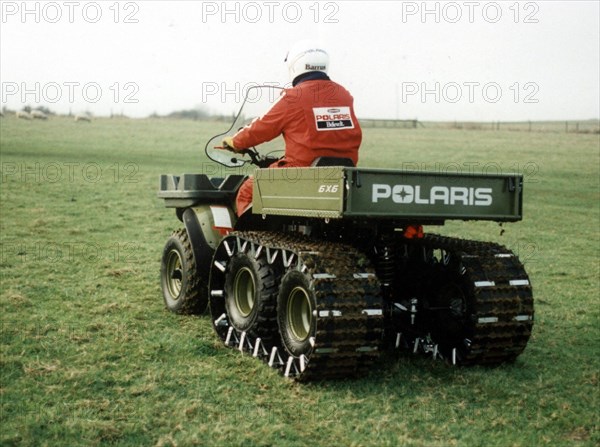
(158, 87, 533, 380)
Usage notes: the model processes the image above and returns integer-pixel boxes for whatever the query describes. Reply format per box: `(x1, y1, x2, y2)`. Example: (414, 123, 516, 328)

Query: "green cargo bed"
(252, 167, 523, 222)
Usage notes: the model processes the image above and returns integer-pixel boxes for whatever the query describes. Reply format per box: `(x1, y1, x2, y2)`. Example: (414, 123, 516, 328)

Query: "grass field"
(1, 115, 598, 446)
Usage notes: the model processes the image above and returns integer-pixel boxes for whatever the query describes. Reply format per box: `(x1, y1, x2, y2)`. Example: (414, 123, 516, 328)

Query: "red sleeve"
(232, 92, 290, 150)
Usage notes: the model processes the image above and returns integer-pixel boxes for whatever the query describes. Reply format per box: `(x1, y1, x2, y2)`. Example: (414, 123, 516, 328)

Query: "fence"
(438, 121, 599, 133)
(359, 119, 420, 129)
(359, 119, 599, 134)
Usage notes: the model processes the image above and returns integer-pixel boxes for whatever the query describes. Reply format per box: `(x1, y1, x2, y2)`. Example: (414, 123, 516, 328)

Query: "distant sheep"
(74, 115, 92, 122)
(16, 111, 32, 120)
(31, 110, 48, 120)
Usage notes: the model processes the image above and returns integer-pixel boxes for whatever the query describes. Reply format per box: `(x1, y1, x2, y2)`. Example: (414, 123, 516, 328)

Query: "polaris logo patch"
(313, 106, 354, 131)
(372, 184, 493, 206)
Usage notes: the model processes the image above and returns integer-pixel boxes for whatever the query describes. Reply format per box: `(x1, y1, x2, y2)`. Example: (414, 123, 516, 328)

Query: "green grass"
(1, 115, 599, 446)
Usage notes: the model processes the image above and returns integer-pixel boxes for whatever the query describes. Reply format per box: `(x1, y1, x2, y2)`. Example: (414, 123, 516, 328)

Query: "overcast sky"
(1, 0, 599, 121)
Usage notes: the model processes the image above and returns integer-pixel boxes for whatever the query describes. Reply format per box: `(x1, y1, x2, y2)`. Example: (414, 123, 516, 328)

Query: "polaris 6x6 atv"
(158, 86, 533, 380)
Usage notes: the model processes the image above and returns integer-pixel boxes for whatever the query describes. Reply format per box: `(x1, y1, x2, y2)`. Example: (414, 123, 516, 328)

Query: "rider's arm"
(232, 91, 292, 150)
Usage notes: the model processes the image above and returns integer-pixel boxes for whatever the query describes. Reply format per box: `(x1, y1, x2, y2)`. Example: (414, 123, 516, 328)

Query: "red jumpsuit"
(232, 78, 362, 216)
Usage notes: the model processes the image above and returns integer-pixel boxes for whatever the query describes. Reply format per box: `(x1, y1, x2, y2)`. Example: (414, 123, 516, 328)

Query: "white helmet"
(285, 40, 329, 83)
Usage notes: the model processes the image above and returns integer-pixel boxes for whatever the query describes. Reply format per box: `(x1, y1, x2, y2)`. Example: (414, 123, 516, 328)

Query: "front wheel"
(160, 229, 208, 314)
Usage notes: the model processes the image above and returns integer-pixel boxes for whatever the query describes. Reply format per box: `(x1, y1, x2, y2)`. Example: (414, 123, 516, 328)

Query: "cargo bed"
(252, 167, 523, 222)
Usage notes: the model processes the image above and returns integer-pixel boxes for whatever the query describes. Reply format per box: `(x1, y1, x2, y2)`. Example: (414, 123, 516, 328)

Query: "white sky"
(1, 0, 599, 121)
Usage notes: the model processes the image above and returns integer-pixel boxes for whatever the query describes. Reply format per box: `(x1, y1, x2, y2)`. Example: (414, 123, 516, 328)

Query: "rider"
(222, 40, 362, 216)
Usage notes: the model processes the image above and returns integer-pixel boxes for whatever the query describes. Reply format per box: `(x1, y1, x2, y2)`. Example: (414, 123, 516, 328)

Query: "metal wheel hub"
(287, 286, 312, 341)
(166, 249, 183, 299)
(233, 267, 256, 317)
(439, 283, 466, 318)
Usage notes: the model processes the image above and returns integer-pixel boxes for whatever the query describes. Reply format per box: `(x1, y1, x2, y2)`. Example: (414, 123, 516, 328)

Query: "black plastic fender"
(182, 208, 214, 279)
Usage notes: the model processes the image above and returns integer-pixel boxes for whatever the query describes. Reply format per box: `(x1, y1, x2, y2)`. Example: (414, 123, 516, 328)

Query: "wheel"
(223, 252, 278, 338)
(426, 266, 472, 360)
(408, 236, 533, 365)
(277, 270, 317, 357)
(160, 228, 208, 314)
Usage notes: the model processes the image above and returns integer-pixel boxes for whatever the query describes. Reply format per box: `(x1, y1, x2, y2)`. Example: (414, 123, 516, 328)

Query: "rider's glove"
(222, 137, 237, 151)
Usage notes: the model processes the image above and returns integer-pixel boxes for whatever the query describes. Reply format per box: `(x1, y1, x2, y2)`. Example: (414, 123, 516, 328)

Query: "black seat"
(311, 157, 355, 167)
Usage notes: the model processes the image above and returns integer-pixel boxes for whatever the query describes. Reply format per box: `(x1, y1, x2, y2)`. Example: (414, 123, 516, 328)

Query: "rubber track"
(209, 231, 384, 380)
(415, 234, 534, 365)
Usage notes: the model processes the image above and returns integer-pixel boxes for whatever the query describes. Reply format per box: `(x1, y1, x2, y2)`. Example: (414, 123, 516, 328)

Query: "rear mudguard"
(181, 205, 236, 277)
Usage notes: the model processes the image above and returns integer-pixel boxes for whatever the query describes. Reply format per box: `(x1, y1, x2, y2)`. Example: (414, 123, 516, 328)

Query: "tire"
(223, 252, 278, 338)
(426, 266, 472, 357)
(160, 228, 208, 314)
(277, 270, 317, 357)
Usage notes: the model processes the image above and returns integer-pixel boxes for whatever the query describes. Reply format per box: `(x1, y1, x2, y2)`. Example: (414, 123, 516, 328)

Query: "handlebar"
(213, 145, 280, 168)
